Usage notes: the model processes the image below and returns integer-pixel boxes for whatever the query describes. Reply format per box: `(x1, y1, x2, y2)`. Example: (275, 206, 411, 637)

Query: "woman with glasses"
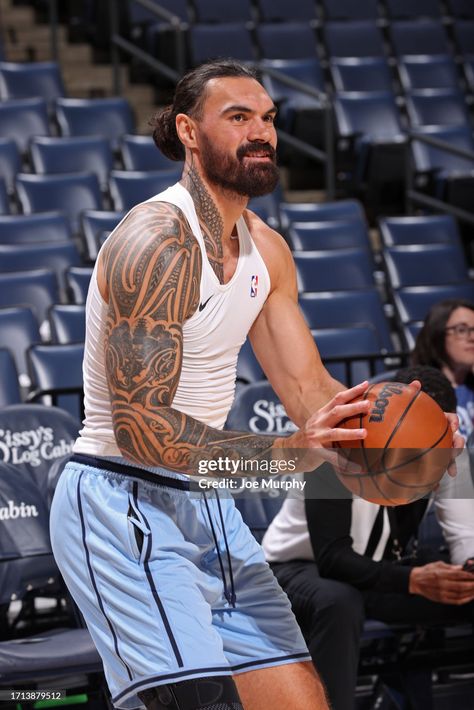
(413, 298, 474, 439)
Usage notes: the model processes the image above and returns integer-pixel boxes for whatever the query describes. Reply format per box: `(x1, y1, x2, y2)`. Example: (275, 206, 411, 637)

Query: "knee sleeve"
(138, 675, 243, 710)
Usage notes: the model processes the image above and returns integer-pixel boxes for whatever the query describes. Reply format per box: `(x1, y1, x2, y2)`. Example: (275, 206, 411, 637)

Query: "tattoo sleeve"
(103, 201, 281, 475)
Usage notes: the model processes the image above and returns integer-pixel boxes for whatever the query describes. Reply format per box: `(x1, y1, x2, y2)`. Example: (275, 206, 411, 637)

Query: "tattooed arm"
(100, 201, 368, 475)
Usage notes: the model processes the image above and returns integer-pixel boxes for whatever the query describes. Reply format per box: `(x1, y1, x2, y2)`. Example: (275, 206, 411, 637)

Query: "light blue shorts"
(50, 454, 310, 709)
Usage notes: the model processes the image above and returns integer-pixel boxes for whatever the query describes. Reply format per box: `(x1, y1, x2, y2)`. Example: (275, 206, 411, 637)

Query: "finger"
(319, 381, 369, 413)
(445, 412, 460, 433)
(319, 448, 363, 475)
(320, 427, 367, 443)
(326, 399, 371, 425)
(408, 379, 422, 392)
(452, 433, 465, 450)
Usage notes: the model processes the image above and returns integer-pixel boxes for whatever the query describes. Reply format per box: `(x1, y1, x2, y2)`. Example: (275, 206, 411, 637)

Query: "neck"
(442, 363, 470, 387)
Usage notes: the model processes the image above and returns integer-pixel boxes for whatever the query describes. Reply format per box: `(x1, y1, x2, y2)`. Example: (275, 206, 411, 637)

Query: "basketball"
(334, 381, 453, 506)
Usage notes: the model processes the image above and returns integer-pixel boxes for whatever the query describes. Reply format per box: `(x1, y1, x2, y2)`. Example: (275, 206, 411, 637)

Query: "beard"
(198, 134, 279, 198)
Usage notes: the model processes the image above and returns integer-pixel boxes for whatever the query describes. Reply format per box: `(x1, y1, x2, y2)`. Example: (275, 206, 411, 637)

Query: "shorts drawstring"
(202, 490, 237, 608)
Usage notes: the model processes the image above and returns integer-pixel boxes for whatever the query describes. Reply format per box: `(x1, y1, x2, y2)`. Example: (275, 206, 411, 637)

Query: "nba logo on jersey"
(250, 275, 258, 298)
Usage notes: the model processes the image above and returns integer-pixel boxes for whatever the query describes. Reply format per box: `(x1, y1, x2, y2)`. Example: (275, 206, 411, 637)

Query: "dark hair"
(412, 298, 474, 371)
(150, 59, 258, 161)
(394, 364, 457, 413)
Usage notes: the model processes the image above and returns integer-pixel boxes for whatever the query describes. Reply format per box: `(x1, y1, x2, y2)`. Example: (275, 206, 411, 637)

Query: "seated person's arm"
(434, 496, 474, 566)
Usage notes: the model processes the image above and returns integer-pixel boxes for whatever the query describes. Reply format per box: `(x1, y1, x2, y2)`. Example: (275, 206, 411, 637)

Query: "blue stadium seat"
(0, 269, 60, 325)
(49, 304, 86, 344)
(385, 0, 442, 18)
(0, 97, 50, 154)
(189, 23, 256, 65)
(192, 0, 254, 22)
(330, 57, 394, 93)
(236, 338, 265, 384)
(389, 20, 450, 56)
(392, 283, 474, 323)
(324, 21, 386, 58)
(334, 91, 404, 142)
(256, 0, 317, 23)
(0, 61, 65, 103)
(0, 137, 21, 193)
(0, 212, 71, 245)
(320, 0, 379, 20)
(464, 57, 474, 92)
(453, 20, 474, 55)
(398, 55, 460, 91)
(81, 209, 124, 261)
(383, 244, 469, 289)
(121, 134, 179, 171)
(299, 289, 394, 352)
(0, 306, 41, 384)
(256, 23, 317, 60)
(30, 136, 114, 191)
(0, 241, 82, 297)
(0, 178, 9, 215)
(109, 168, 182, 210)
(294, 249, 375, 291)
(27, 343, 84, 419)
(280, 198, 365, 226)
(405, 89, 470, 128)
(128, 0, 188, 24)
(16, 172, 103, 233)
(288, 219, 372, 251)
(247, 193, 281, 230)
(225, 381, 296, 436)
(446, 0, 474, 18)
(56, 97, 135, 150)
(0, 348, 21, 407)
(402, 321, 423, 349)
(312, 326, 384, 384)
(66, 266, 94, 304)
(378, 214, 463, 248)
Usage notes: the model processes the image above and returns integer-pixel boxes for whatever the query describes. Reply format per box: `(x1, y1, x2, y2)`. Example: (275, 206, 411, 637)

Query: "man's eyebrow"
(221, 104, 278, 116)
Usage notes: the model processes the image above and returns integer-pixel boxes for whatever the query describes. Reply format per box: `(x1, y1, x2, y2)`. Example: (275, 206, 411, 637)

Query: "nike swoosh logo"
(198, 295, 213, 312)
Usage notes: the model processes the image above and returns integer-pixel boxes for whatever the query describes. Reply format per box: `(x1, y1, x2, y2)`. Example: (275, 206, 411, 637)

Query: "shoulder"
(243, 209, 296, 293)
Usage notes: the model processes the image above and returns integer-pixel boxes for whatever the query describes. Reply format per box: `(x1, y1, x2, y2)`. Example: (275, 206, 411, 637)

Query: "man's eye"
(264, 114, 275, 122)
(232, 114, 245, 122)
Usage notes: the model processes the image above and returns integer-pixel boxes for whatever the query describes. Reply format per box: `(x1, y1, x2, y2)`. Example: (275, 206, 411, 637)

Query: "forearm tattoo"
(103, 201, 277, 474)
(182, 166, 225, 283)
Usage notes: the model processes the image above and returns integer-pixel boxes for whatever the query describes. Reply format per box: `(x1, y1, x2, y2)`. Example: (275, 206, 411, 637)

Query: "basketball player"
(49, 60, 461, 710)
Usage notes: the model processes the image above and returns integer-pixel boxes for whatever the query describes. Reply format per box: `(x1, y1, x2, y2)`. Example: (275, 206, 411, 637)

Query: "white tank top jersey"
(74, 182, 271, 459)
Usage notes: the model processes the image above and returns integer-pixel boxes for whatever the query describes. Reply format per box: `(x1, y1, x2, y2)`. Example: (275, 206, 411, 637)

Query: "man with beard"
(49, 60, 460, 710)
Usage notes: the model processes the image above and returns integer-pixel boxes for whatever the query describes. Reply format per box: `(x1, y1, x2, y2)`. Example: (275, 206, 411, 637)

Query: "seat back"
(334, 91, 403, 141)
(0, 306, 41, 382)
(288, 219, 372, 251)
(49, 304, 86, 344)
(81, 209, 124, 261)
(379, 214, 462, 248)
(324, 21, 385, 58)
(189, 23, 256, 65)
(330, 57, 394, 92)
(385, 0, 442, 18)
(109, 169, 182, 210)
(121, 134, 179, 171)
(56, 97, 135, 149)
(66, 266, 94, 304)
(294, 249, 375, 291)
(256, 23, 317, 60)
(398, 55, 460, 91)
(406, 89, 470, 128)
(257, 0, 316, 22)
(321, 0, 379, 20)
(0, 178, 9, 215)
(411, 125, 474, 174)
(0, 212, 71, 245)
(390, 20, 449, 55)
(31, 136, 114, 190)
(193, 0, 254, 22)
(0, 97, 50, 154)
(0, 61, 65, 102)
(384, 244, 469, 289)
(260, 58, 325, 103)
(27, 343, 84, 419)
(0, 242, 82, 296)
(393, 283, 474, 323)
(0, 138, 21, 193)
(280, 198, 365, 228)
(312, 326, 384, 384)
(0, 269, 60, 325)
(0, 348, 21, 407)
(453, 20, 474, 55)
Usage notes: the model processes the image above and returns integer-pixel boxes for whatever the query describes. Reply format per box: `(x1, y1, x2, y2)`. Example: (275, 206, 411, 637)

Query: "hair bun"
(150, 105, 184, 162)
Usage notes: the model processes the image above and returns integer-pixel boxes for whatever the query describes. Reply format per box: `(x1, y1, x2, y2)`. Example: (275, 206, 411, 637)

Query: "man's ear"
(176, 113, 198, 151)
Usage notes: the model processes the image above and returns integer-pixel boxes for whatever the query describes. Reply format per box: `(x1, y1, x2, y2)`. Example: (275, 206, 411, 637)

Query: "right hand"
(409, 561, 474, 605)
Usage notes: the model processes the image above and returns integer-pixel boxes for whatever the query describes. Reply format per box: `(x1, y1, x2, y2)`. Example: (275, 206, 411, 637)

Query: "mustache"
(237, 142, 276, 161)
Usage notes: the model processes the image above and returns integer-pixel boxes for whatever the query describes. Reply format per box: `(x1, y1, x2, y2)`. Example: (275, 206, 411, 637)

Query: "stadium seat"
(312, 326, 384, 384)
(0, 306, 41, 385)
(288, 219, 372, 251)
(320, 0, 379, 20)
(385, 0, 442, 18)
(402, 321, 423, 349)
(330, 57, 394, 93)
(27, 343, 85, 419)
(392, 283, 474, 323)
(128, 0, 188, 24)
(30, 136, 114, 191)
(378, 214, 463, 248)
(16, 172, 103, 233)
(405, 89, 470, 128)
(121, 134, 179, 171)
(452, 21, 474, 55)
(109, 168, 182, 210)
(225, 381, 296, 436)
(280, 198, 365, 227)
(299, 289, 394, 352)
(0, 97, 50, 154)
(248, 193, 281, 230)
(81, 209, 124, 261)
(389, 20, 450, 56)
(0, 138, 21, 194)
(0, 269, 60, 325)
(256, 0, 317, 23)
(192, 0, 254, 22)
(49, 304, 86, 344)
(256, 23, 317, 60)
(446, 0, 474, 18)
(236, 338, 265, 384)
(189, 23, 256, 65)
(294, 249, 375, 291)
(0, 212, 71, 245)
(464, 57, 474, 92)
(66, 266, 94, 304)
(56, 97, 135, 150)
(398, 56, 461, 91)
(0, 178, 9, 215)
(0, 348, 21, 407)
(323, 21, 386, 58)
(0, 61, 65, 103)
(383, 244, 469, 289)
(334, 91, 404, 143)
(0, 242, 82, 297)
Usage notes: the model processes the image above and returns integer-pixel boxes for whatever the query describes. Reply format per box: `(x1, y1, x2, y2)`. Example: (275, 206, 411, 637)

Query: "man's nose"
(247, 117, 274, 142)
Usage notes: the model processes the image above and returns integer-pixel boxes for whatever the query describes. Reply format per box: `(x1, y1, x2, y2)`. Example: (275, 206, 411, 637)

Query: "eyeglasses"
(445, 324, 474, 339)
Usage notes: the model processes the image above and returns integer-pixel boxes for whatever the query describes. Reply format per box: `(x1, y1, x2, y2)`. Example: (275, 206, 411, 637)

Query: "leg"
(233, 661, 329, 710)
(272, 561, 364, 710)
